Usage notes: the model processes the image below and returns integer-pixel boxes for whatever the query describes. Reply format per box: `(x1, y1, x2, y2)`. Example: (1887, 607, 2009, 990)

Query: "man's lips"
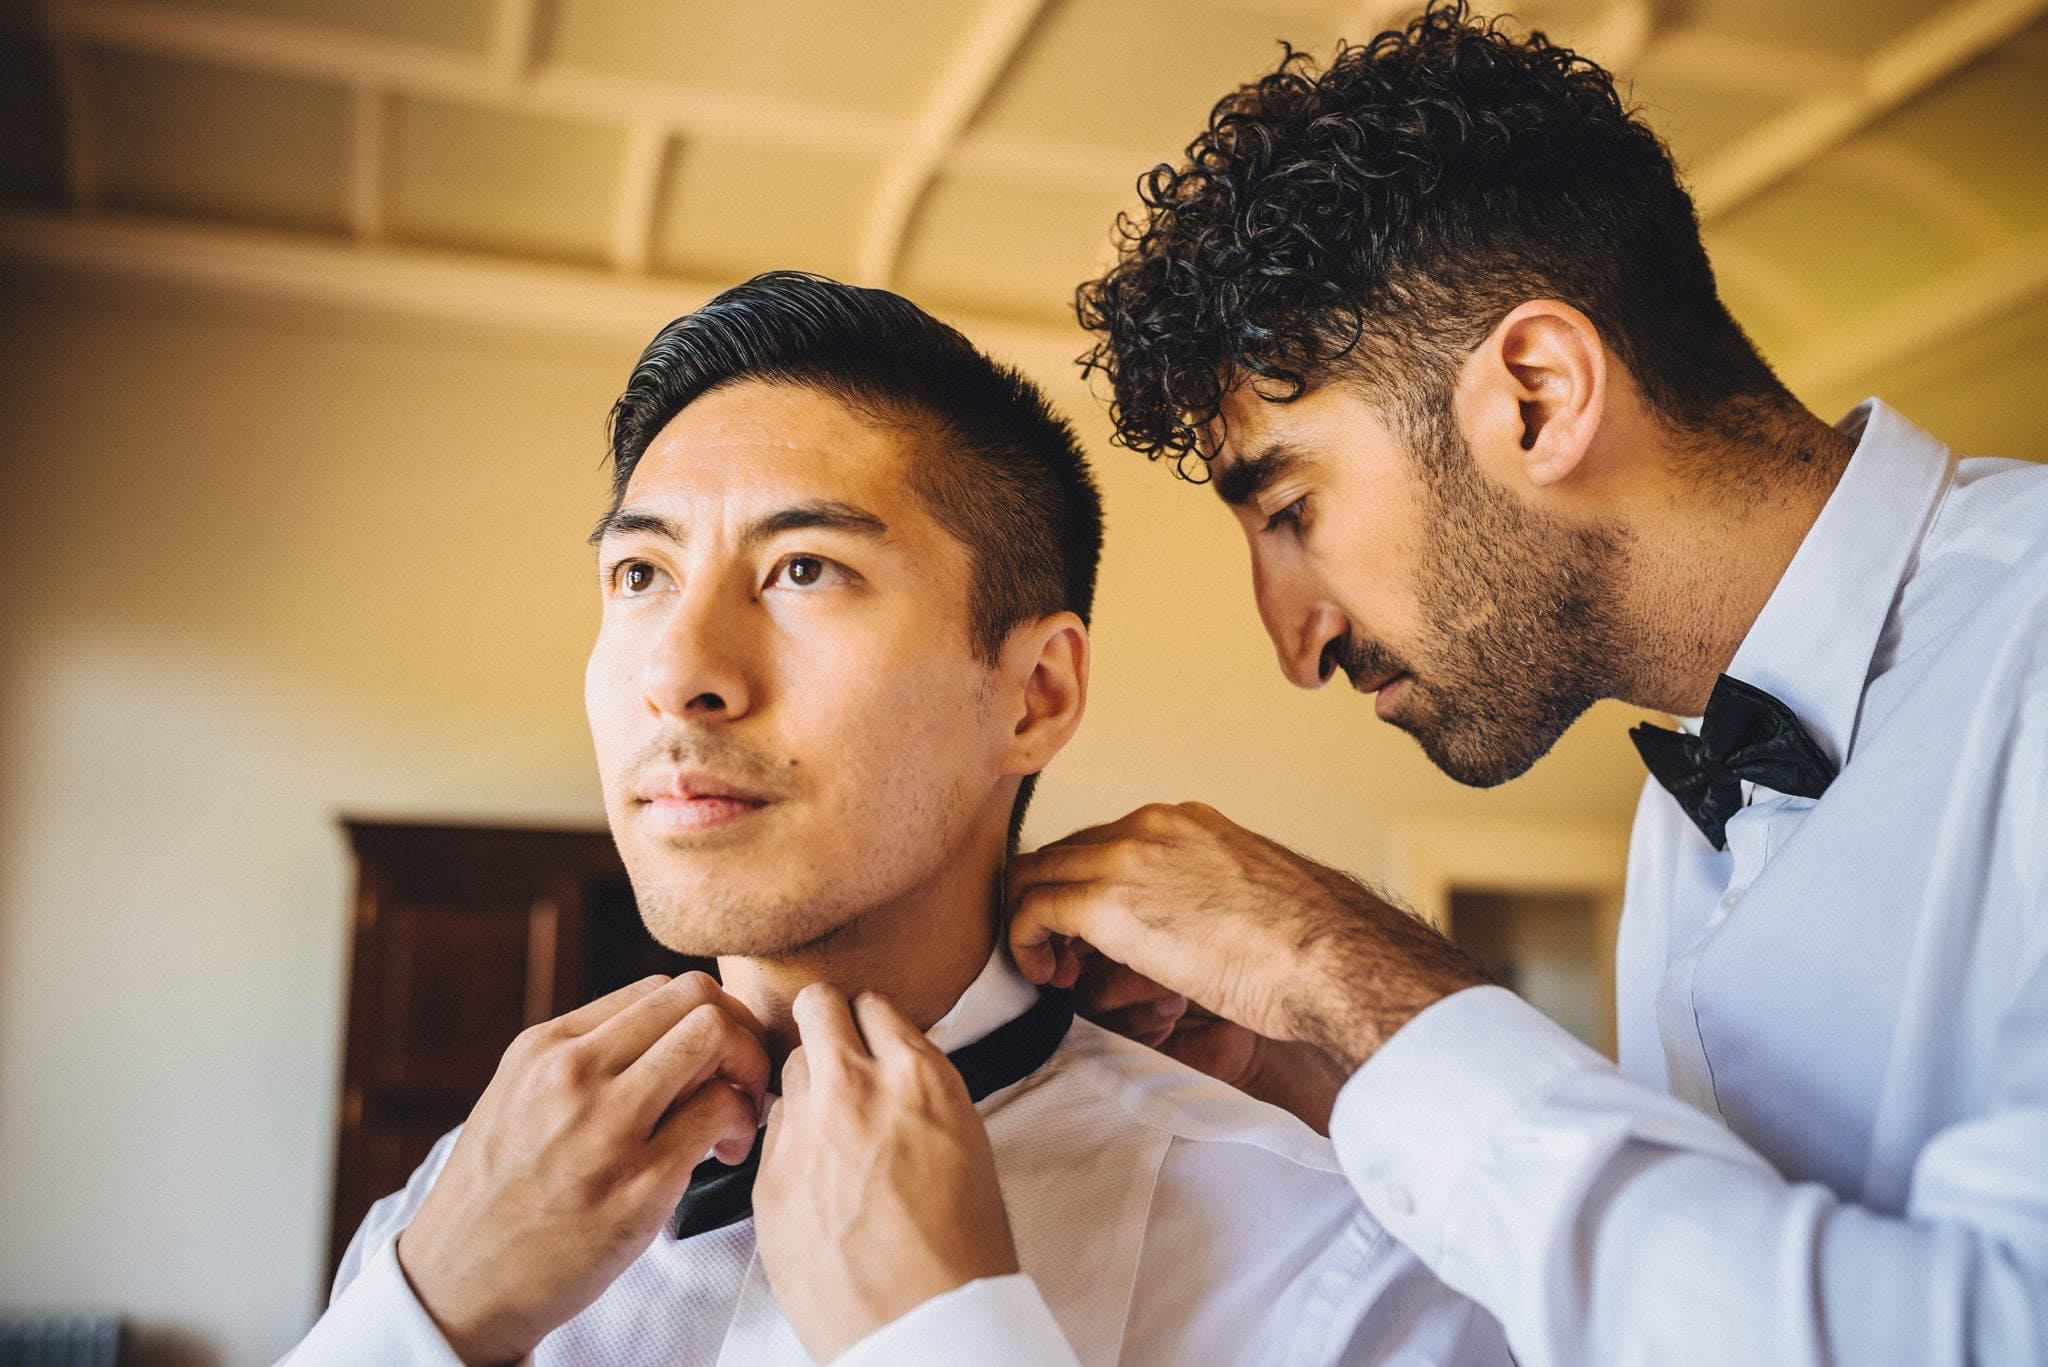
(1356, 671, 1411, 721)
(635, 771, 775, 834)
(1351, 669, 1405, 696)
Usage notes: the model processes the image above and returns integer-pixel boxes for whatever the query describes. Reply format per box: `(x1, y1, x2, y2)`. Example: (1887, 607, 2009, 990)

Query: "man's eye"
(768, 555, 842, 590)
(615, 561, 663, 593)
(1263, 496, 1308, 534)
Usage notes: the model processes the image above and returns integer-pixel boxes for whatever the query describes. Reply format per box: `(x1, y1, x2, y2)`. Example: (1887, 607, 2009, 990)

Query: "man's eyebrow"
(586, 500, 890, 550)
(1214, 442, 1305, 508)
(741, 500, 889, 547)
(587, 507, 683, 549)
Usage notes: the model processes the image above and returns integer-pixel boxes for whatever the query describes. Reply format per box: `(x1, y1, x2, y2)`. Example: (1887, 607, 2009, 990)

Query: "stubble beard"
(603, 729, 859, 959)
(612, 733, 980, 962)
(628, 860, 868, 959)
(1387, 409, 1631, 788)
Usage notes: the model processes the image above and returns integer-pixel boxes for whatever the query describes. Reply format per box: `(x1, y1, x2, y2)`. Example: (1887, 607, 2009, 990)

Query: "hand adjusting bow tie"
(670, 986, 1074, 1240)
(1629, 674, 1839, 852)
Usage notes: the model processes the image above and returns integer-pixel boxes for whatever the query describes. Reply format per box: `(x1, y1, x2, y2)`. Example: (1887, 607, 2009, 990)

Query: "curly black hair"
(1075, 1, 1789, 475)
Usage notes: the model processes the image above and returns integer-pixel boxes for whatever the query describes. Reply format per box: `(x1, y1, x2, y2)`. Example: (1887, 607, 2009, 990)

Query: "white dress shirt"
(1332, 399, 2048, 1364)
(286, 947, 1508, 1365)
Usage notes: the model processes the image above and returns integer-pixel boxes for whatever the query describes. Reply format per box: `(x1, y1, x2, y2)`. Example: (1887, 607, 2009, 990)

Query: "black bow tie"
(1629, 674, 1838, 852)
(670, 986, 1074, 1240)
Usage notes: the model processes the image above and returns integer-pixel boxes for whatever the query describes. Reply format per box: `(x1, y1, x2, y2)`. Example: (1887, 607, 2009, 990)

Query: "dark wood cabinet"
(327, 819, 706, 1281)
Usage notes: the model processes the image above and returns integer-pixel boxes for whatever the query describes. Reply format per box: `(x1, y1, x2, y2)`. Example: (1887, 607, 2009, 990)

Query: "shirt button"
(1385, 1183, 1416, 1218)
(1720, 889, 1742, 911)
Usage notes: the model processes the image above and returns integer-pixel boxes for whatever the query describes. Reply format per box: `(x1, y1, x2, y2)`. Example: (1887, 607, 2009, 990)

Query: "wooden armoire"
(327, 819, 707, 1279)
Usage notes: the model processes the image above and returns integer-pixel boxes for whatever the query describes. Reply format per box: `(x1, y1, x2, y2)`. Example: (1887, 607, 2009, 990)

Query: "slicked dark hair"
(1077, 0, 1791, 475)
(606, 271, 1103, 846)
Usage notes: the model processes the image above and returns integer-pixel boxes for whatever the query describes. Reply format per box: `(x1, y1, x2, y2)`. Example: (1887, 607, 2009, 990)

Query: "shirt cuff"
(280, 1234, 473, 1367)
(1329, 985, 1611, 1267)
(830, 1274, 1079, 1367)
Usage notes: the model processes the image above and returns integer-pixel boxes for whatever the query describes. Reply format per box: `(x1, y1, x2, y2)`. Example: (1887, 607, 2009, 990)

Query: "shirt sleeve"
(1330, 984, 2048, 1367)
(276, 1234, 481, 1367)
(277, 1128, 492, 1367)
(829, 1274, 1080, 1367)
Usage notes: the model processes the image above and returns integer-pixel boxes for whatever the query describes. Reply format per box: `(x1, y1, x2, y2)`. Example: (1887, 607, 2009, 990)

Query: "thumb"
(756, 1095, 785, 1172)
(1007, 883, 1100, 985)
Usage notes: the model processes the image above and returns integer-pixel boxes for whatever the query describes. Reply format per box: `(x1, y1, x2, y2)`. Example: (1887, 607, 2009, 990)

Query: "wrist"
(395, 1226, 530, 1367)
(1287, 895, 1490, 1072)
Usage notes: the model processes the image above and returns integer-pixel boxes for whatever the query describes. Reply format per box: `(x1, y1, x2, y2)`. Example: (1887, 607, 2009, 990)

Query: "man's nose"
(1263, 593, 1351, 692)
(641, 580, 755, 719)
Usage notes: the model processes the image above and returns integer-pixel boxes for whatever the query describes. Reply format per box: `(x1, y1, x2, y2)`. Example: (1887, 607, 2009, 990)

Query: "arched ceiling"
(2, 0, 2044, 453)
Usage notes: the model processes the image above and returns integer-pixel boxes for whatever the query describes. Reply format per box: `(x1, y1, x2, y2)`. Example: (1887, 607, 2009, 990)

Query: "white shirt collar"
(1721, 399, 1954, 768)
(921, 942, 1040, 1055)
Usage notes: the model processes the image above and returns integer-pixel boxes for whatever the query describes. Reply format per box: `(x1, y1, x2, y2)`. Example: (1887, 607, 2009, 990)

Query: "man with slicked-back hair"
(283, 273, 1508, 1365)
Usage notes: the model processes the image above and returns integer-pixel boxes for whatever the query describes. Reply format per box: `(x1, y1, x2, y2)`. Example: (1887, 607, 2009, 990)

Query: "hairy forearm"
(1286, 879, 1493, 1073)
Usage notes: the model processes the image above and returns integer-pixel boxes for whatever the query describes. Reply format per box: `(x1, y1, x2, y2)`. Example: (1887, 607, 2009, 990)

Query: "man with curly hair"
(764, 4, 2048, 1365)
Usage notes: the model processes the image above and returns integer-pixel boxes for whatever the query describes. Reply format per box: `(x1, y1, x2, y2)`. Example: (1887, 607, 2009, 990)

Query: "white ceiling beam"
(1640, 30, 1857, 99)
(609, 120, 669, 275)
(1341, 1, 1421, 44)
(1204, 0, 1353, 18)
(1566, 0, 1658, 74)
(19, 205, 2040, 437)
(0, 204, 708, 341)
(48, 40, 104, 208)
(43, 1, 903, 159)
(488, 0, 547, 86)
(1692, 0, 2048, 220)
(951, 128, 1154, 195)
(1824, 138, 2016, 256)
(0, 207, 1091, 381)
(854, 0, 1054, 289)
(1335, 0, 1658, 70)
(1780, 231, 2048, 402)
(1702, 237, 1830, 343)
(348, 83, 390, 242)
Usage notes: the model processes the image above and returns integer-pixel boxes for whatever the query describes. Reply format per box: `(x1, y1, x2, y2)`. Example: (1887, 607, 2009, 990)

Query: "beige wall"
(1, 263, 1660, 1362)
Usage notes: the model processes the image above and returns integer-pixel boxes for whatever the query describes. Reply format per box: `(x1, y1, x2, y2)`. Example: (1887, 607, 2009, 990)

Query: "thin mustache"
(627, 732, 789, 795)
(1323, 634, 1407, 688)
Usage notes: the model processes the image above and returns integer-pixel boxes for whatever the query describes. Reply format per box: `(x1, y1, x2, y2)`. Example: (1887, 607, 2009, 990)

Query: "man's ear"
(1456, 299, 1606, 490)
(997, 612, 1088, 779)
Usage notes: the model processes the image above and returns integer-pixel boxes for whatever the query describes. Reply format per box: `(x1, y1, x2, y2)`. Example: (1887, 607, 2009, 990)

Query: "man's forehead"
(1198, 393, 1311, 507)
(625, 382, 915, 509)
(1198, 373, 1293, 469)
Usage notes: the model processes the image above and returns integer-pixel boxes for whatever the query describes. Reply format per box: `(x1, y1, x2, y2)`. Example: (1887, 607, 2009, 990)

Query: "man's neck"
(1608, 403, 1856, 717)
(716, 830, 1007, 1067)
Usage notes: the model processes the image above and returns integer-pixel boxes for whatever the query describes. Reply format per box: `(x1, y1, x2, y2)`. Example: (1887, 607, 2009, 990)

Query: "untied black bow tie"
(670, 986, 1075, 1239)
(1629, 674, 1839, 852)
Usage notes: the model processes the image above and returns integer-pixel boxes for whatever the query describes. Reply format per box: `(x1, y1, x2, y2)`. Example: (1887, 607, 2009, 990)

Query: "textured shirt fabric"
(286, 948, 1508, 1365)
(1331, 400, 2048, 1365)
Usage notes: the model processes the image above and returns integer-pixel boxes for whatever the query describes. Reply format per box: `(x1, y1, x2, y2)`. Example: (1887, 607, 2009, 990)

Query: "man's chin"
(1403, 704, 1578, 789)
(634, 893, 855, 961)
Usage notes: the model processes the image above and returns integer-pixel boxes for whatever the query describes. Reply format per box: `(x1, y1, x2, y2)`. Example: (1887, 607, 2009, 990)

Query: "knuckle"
(822, 1060, 875, 1107)
(507, 1021, 553, 1059)
(911, 1059, 969, 1112)
(689, 1002, 742, 1050)
(533, 1040, 596, 1093)
(670, 969, 720, 1003)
